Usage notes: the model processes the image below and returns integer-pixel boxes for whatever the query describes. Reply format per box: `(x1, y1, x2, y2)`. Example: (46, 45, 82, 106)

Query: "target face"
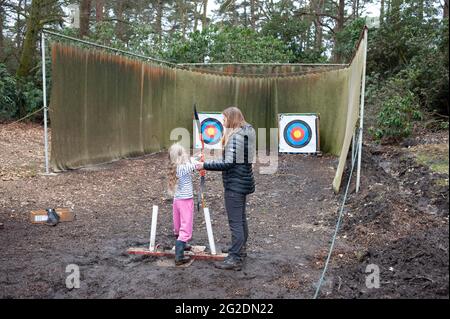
(279, 114, 320, 154)
(201, 118, 224, 146)
(194, 113, 225, 150)
(284, 120, 312, 149)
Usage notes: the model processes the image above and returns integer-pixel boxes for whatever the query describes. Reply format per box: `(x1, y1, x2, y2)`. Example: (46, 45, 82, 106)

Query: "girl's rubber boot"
(175, 240, 191, 266)
(174, 235, 192, 251)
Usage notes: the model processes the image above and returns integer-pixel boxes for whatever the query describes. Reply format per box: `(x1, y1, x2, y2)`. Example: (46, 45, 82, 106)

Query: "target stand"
(127, 206, 228, 262)
(278, 113, 321, 155)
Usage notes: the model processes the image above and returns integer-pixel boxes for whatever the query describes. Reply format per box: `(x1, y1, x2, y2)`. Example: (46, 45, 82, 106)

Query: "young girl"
(168, 143, 197, 266)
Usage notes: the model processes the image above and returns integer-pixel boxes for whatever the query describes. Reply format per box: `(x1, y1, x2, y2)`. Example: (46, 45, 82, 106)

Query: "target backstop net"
(49, 29, 367, 192)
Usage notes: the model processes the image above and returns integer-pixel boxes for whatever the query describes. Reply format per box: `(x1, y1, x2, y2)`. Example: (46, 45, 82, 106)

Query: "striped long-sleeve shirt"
(174, 163, 196, 199)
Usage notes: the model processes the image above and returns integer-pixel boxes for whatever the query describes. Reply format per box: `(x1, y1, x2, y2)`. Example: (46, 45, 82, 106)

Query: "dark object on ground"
(30, 208, 75, 224)
(214, 257, 243, 271)
(46, 209, 60, 227)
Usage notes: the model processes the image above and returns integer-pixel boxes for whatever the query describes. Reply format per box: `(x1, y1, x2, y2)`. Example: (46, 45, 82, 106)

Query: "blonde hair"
(167, 143, 190, 195)
(222, 107, 247, 146)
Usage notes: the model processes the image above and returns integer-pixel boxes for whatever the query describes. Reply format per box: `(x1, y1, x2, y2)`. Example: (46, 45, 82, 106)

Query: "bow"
(194, 104, 206, 213)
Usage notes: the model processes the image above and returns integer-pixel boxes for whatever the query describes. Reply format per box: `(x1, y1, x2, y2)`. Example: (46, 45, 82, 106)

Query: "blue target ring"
(201, 118, 224, 145)
(283, 120, 312, 149)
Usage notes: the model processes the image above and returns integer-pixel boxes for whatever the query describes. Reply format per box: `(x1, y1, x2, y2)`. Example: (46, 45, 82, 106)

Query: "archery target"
(193, 113, 225, 150)
(279, 114, 320, 153)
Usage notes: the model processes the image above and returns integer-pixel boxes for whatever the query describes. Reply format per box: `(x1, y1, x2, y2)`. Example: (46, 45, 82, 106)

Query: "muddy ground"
(0, 123, 448, 299)
(326, 130, 449, 299)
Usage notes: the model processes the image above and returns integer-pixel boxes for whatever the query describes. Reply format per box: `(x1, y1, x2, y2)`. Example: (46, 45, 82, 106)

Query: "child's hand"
(192, 152, 202, 161)
(190, 157, 202, 165)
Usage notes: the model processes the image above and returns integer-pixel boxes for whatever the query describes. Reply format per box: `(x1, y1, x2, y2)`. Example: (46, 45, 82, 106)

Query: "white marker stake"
(203, 207, 217, 255)
(149, 205, 158, 252)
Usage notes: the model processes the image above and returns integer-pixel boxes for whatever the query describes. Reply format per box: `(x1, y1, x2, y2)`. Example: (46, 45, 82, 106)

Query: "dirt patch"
(0, 123, 46, 181)
(1, 124, 448, 299)
(328, 226, 449, 299)
(0, 123, 340, 299)
(322, 130, 449, 298)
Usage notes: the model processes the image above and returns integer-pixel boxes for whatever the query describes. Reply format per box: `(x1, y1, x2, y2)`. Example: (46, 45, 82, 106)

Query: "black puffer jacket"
(204, 124, 256, 195)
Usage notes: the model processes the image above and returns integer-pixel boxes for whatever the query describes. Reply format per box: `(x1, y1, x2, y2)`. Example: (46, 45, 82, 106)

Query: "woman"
(197, 107, 256, 271)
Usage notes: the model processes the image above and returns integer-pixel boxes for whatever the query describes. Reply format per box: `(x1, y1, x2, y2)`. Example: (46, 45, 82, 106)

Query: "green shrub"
(0, 64, 17, 121)
(164, 26, 294, 63)
(373, 90, 423, 141)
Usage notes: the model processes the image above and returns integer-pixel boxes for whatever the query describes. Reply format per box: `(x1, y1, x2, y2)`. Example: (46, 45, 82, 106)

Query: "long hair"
(222, 107, 248, 146)
(167, 143, 190, 196)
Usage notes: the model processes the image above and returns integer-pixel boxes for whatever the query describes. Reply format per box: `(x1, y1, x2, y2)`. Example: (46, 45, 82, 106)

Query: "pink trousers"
(172, 198, 194, 243)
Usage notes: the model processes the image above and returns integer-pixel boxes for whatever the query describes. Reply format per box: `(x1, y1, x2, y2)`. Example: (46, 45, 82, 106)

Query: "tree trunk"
(352, 0, 357, 18)
(80, 0, 91, 37)
(390, 0, 402, 24)
(114, 1, 125, 42)
(250, 0, 256, 29)
(380, 0, 385, 23)
(333, 0, 345, 63)
(418, 0, 424, 21)
(0, 5, 4, 61)
(193, 1, 200, 31)
(444, 0, 448, 19)
(386, 0, 391, 20)
(337, 0, 345, 32)
(16, 0, 24, 50)
(96, 0, 104, 23)
(181, 1, 187, 37)
(243, 2, 248, 27)
(155, 0, 163, 42)
(232, 1, 238, 26)
(202, 0, 208, 29)
(314, 0, 324, 51)
(16, 0, 43, 117)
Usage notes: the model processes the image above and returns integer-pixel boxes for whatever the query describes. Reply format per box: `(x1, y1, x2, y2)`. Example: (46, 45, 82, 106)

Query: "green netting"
(50, 33, 366, 192)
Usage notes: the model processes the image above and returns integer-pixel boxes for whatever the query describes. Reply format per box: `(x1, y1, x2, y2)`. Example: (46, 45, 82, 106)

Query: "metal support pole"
(41, 32, 50, 175)
(352, 131, 356, 164)
(356, 28, 368, 193)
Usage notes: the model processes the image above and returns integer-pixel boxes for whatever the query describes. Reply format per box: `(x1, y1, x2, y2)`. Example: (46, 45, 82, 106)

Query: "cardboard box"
(30, 208, 75, 224)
